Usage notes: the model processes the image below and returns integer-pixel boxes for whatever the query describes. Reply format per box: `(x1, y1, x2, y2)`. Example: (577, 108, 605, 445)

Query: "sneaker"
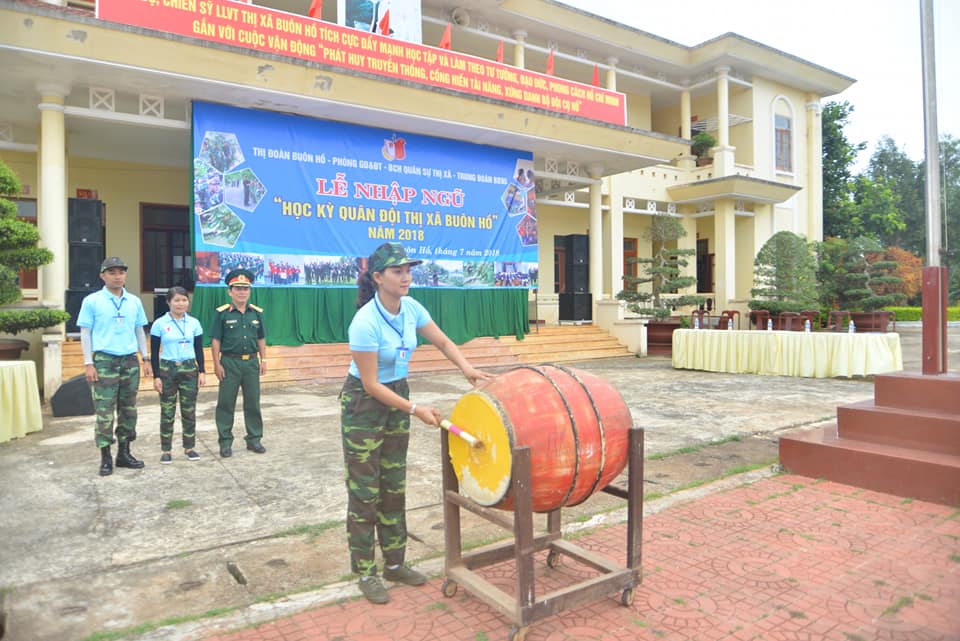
(160, 452, 172, 465)
(383, 565, 427, 586)
(358, 576, 389, 604)
(185, 450, 200, 461)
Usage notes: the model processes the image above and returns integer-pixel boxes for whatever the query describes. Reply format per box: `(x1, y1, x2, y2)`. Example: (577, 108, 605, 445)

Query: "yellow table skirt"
(0, 360, 43, 442)
(672, 329, 903, 378)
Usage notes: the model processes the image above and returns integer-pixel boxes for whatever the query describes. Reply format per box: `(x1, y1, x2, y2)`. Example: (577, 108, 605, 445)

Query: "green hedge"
(885, 306, 960, 321)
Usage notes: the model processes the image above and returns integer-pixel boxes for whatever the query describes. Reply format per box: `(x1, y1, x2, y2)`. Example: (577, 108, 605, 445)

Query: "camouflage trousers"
(340, 374, 411, 577)
(92, 352, 141, 449)
(158, 358, 199, 451)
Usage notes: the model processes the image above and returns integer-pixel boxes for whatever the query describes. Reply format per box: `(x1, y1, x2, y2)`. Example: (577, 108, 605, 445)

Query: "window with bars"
(141, 204, 192, 291)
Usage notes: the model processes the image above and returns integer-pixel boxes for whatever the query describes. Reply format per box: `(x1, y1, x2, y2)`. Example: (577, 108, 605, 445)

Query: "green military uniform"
(211, 275, 266, 450)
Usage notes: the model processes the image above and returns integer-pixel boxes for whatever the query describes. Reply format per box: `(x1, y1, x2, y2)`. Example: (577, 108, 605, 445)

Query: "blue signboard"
(192, 101, 538, 288)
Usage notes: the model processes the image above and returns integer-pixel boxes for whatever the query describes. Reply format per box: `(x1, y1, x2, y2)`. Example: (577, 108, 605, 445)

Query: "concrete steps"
(58, 324, 632, 392)
(779, 371, 960, 505)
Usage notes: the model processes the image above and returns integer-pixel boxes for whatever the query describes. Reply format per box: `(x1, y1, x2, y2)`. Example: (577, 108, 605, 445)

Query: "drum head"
(448, 390, 513, 507)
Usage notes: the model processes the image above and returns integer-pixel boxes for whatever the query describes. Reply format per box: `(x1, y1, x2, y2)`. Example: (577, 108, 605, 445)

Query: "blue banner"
(191, 101, 538, 288)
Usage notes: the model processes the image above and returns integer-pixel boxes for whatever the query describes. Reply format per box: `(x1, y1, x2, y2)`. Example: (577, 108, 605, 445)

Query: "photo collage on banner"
(192, 101, 538, 289)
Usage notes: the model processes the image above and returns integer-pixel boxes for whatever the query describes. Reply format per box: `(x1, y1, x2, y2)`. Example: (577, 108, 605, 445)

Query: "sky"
(558, 0, 958, 172)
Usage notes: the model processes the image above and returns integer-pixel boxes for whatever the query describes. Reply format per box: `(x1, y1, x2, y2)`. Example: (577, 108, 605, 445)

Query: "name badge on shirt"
(394, 347, 410, 378)
(179, 339, 191, 347)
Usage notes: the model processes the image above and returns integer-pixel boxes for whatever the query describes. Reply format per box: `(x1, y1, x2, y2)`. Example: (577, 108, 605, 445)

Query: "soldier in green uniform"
(210, 268, 267, 458)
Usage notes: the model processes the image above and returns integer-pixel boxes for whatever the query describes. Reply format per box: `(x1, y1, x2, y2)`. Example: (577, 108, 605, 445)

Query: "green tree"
(817, 236, 904, 312)
(616, 215, 701, 319)
(821, 101, 866, 238)
(866, 136, 924, 253)
(748, 231, 819, 315)
(848, 174, 904, 242)
(0, 159, 71, 334)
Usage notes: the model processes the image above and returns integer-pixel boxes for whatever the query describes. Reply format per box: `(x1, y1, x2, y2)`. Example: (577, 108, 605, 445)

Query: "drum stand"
(439, 427, 644, 641)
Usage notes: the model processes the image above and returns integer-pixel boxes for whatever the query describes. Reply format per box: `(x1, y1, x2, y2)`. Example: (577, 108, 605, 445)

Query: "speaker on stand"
(66, 198, 105, 334)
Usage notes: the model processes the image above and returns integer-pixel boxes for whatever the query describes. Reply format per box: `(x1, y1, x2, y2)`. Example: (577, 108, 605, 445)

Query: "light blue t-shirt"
(77, 287, 149, 356)
(348, 294, 432, 383)
(150, 312, 203, 362)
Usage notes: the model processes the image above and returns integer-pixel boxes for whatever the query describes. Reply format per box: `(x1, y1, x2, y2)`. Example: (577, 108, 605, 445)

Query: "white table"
(0, 360, 43, 442)
(672, 329, 903, 378)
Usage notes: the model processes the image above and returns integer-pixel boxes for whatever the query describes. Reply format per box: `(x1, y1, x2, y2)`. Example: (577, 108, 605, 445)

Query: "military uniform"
(211, 269, 267, 454)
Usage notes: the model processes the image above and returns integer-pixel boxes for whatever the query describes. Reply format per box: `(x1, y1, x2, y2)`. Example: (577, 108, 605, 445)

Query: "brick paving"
(201, 475, 960, 641)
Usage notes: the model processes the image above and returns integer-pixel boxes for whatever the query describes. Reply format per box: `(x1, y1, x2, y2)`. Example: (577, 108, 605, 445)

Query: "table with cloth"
(0, 360, 43, 443)
(672, 329, 903, 378)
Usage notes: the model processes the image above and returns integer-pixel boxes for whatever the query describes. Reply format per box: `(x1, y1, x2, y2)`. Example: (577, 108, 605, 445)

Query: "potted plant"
(691, 131, 716, 166)
(748, 231, 819, 328)
(616, 214, 703, 354)
(0, 159, 71, 358)
(817, 236, 904, 332)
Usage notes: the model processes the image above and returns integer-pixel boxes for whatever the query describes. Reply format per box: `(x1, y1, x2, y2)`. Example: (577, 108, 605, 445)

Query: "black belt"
(221, 352, 257, 360)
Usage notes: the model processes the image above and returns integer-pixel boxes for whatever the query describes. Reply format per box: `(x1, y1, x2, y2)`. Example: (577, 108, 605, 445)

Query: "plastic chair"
(777, 311, 801, 331)
(718, 310, 740, 330)
(828, 310, 851, 332)
(749, 309, 770, 330)
(690, 309, 711, 329)
(799, 310, 821, 331)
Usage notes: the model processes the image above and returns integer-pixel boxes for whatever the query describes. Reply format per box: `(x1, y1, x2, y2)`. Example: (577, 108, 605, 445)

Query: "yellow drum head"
(448, 390, 513, 507)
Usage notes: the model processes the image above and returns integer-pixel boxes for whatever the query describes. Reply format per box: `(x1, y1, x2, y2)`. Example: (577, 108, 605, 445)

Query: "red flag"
(545, 49, 555, 76)
(438, 23, 452, 49)
(378, 8, 390, 36)
(496, 39, 504, 63)
(592, 64, 600, 87)
(307, 0, 321, 18)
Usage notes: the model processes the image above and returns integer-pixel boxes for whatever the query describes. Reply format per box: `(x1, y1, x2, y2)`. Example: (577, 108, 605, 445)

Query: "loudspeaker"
(51, 374, 95, 417)
(566, 263, 588, 293)
(559, 293, 592, 321)
(68, 198, 104, 244)
(69, 242, 104, 290)
(65, 289, 90, 334)
(568, 234, 588, 264)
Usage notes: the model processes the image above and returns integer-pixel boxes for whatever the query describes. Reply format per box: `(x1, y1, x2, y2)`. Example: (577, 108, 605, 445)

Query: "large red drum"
(448, 365, 632, 512)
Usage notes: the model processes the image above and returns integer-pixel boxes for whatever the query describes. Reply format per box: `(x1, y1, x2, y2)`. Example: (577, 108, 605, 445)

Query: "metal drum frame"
(439, 426, 644, 641)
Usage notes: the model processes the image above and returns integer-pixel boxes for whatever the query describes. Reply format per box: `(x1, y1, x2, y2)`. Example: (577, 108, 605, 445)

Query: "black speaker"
(65, 289, 90, 334)
(69, 242, 104, 290)
(559, 293, 592, 321)
(51, 374, 95, 417)
(568, 234, 588, 264)
(567, 263, 588, 293)
(68, 199, 104, 244)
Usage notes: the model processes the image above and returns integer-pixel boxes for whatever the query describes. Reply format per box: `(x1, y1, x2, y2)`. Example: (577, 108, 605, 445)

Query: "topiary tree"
(749, 231, 819, 316)
(616, 214, 703, 320)
(817, 235, 904, 312)
(0, 159, 71, 334)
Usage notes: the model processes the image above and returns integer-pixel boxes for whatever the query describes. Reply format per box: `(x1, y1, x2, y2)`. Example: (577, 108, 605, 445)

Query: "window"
(623, 238, 638, 285)
(141, 204, 191, 291)
(775, 114, 792, 172)
(13, 199, 38, 295)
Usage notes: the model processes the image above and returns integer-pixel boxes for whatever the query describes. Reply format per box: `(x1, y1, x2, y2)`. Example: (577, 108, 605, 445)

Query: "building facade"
(0, 0, 853, 394)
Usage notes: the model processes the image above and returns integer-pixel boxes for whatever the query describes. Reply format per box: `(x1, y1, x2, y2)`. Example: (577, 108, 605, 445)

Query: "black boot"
(115, 442, 145, 469)
(99, 446, 113, 476)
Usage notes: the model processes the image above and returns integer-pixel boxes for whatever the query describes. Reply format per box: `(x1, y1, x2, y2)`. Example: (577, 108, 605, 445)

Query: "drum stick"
(440, 419, 483, 449)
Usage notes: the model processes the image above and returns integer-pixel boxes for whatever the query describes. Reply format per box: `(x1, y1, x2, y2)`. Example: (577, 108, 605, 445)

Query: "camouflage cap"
(100, 256, 128, 272)
(367, 242, 422, 274)
(225, 268, 255, 287)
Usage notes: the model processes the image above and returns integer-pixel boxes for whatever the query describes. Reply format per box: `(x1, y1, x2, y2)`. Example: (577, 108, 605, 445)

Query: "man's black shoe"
(115, 442, 145, 469)
(246, 442, 266, 454)
(220, 446, 232, 458)
(99, 446, 113, 476)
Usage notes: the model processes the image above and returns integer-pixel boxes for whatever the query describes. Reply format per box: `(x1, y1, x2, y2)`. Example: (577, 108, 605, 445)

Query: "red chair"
(828, 310, 851, 332)
(799, 310, 821, 331)
(749, 309, 770, 330)
(777, 311, 801, 331)
(691, 309, 711, 329)
(718, 310, 740, 330)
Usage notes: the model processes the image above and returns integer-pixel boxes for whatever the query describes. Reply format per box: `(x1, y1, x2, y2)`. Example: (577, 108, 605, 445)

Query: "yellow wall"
(623, 92, 652, 132)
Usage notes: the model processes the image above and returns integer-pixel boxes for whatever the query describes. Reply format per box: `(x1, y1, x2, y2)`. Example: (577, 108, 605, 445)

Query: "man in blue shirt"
(78, 257, 153, 476)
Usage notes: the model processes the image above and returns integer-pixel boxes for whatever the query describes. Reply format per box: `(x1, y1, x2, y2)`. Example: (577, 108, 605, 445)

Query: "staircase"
(59, 324, 633, 392)
(779, 371, 960, 505)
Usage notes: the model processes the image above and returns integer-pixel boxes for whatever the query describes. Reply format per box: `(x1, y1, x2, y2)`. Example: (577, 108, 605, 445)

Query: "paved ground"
(0, 324, 956, 641)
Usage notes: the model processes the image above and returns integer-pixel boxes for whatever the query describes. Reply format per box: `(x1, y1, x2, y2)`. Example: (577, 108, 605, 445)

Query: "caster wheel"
(546, 550, 562, 569)
(620, 588, 635, 607)
(441, 579, 458, 598)
(509, 625, 529, 641)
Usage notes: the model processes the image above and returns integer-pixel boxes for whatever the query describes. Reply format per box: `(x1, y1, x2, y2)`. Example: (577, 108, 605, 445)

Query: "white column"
(512, 30, 526, 69)
(605, 57, 618, 91)
(588, 164, 604, 302)
(37, 85, 69, 312)
(806, 98, 823, 241)
(681, 89, 691, 140)
(606, 175, 623, 297)
(712, 66, 736, 176)
(713, 200, 736, 308)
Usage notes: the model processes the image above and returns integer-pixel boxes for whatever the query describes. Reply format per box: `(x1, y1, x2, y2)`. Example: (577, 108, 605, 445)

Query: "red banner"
(96, 0, 626, 126)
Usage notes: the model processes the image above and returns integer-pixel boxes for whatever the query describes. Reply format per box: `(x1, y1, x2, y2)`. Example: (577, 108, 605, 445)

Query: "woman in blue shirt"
(341, 242, 492, 604)
(150, 286, 206, 464)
